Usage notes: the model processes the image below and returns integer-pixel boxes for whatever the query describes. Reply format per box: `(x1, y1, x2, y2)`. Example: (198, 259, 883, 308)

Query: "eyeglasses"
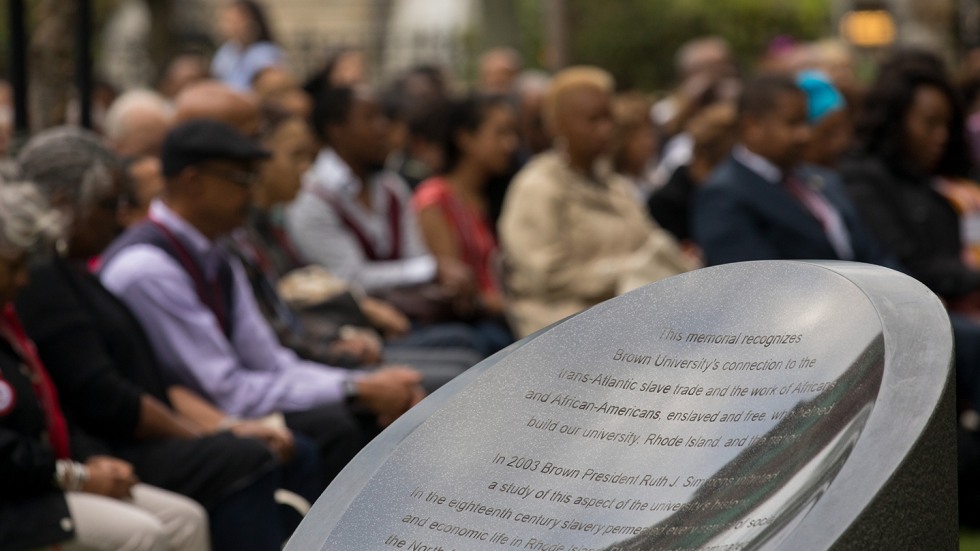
(199, 167, 259, 189)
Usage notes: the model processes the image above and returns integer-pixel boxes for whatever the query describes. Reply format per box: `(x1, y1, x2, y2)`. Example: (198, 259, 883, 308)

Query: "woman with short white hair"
(0, 178, 211, 551)
(498, 66, 699, 338)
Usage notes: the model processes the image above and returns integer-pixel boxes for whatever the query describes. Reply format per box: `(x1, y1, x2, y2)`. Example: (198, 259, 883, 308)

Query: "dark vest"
(100, 220, 235, 337)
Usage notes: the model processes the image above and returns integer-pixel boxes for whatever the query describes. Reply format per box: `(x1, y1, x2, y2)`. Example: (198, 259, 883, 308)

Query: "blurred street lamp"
(840, 8, 897, 47)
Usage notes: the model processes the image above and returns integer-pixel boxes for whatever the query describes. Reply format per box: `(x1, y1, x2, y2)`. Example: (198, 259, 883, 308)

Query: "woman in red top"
(412, 94, 518, 351)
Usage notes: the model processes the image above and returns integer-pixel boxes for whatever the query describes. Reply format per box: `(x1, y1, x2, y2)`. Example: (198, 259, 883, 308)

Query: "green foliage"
(518, 0, 832, 92)
(962, 529, 980, 550)
(516, 0, 547, 68)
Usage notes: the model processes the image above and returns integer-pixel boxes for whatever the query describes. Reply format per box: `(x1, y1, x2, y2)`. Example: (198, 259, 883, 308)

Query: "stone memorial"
(285, 260, 956, 550)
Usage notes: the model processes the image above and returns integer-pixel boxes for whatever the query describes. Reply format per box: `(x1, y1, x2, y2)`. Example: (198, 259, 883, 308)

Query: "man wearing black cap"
(158, 117, 266, 236)
(100, 120, 425, 483)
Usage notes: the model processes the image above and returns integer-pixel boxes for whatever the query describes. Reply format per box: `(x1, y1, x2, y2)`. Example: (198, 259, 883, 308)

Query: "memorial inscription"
(285, 261, 955, 551)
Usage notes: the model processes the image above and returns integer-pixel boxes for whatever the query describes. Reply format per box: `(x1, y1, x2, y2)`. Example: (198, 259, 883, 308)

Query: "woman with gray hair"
(0, 181, 59, 301)
(13, 126, 320, 551)
(0, 177, 211, 551)
(15, 126, 122, 260)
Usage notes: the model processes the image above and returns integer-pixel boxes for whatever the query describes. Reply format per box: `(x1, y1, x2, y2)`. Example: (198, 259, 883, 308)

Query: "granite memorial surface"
(285, 261, 956, 551)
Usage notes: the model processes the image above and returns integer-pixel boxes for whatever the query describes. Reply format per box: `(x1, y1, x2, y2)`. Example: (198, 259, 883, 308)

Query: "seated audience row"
(0, 180, 212, 551)
(15, 13, 980, 538)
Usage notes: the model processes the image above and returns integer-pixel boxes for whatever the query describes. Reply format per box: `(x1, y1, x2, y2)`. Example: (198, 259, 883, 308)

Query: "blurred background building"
(3, 0, 980, 133)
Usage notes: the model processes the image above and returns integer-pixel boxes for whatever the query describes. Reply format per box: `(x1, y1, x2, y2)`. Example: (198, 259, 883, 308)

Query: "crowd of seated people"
(10, 0, 980, 544)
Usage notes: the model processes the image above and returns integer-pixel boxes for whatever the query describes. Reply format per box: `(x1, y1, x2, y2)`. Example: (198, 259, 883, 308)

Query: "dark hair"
(380, 64, 450, 122)
(233, 0, 275, 44)
(737, 73, 802, 120)
(876, 46, 947, 82)
(260, 102, 299, 140)
(961, 75, 980, 113)
(404, 64, 448, 96)
(442, 94, 512, 172)
(302, 46, 361, 99)
(310, 86, 355, 143)
(407, 99, 450, 143)
(381, 79, 408, 121)
(855, 66, 970, 177)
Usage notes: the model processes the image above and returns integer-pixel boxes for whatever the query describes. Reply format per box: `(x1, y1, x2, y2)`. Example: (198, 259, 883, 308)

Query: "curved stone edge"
(781, 261, 956, 550)
(829, 374, 956, 550)
(283, 261, 956, 550)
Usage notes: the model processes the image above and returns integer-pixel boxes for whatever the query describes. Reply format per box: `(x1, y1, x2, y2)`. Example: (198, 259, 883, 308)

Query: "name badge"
(0, 379, 16, 416)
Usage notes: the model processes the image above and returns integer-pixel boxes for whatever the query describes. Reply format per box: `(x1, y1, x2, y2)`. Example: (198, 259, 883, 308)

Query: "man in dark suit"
(693, 73, 891, 267)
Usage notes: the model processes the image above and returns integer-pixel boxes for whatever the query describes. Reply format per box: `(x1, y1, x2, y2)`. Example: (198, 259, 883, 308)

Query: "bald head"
(480, 47, 523, 94)
(104, 89, 174, 157)
(174, 80, 261, 137)
(252, 66, 298, 100)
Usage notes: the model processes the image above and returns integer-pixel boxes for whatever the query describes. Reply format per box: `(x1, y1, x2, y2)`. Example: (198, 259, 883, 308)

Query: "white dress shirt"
(286, 148, 437, 292)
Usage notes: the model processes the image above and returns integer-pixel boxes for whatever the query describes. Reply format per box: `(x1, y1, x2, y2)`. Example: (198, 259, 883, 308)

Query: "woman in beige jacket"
(498, 66, 698, 338)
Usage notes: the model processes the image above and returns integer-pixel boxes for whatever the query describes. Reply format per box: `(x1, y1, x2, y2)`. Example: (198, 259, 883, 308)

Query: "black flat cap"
(161, 119, 270, 178)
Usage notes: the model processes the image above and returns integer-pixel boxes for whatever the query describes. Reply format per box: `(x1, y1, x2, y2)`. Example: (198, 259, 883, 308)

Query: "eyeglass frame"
(196, 163, 260, 189)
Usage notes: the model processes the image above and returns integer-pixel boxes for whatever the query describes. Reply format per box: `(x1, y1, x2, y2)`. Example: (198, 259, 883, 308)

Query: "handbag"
(371, 283, 457, 325)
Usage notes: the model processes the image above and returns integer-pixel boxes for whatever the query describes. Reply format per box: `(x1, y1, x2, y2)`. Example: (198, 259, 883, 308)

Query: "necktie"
(782, 173, 854, 260)
(784, 174, 831, 229)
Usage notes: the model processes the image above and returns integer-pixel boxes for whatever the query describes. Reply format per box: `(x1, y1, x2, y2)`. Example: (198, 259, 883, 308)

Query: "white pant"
(56, 484, 210, 551)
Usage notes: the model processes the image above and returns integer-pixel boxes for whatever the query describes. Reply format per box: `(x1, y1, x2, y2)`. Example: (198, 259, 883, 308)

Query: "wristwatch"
(343, 377, 360, 404)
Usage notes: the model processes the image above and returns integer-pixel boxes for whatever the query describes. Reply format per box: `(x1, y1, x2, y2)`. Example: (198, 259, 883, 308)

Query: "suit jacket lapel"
(729, 159, 836, 252)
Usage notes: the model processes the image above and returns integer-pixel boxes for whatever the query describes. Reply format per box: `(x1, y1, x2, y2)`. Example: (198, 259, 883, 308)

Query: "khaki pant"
(54, 484, 210, 551)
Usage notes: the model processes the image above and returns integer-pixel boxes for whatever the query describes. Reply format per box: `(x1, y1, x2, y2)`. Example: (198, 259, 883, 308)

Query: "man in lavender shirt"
(101, 119, 425, 482)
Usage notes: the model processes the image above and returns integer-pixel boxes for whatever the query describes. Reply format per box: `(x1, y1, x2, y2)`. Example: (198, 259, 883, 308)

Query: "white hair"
(0, 179, 62, 259)
(17, 126, 119, 216)
(102, 88, 175, 143)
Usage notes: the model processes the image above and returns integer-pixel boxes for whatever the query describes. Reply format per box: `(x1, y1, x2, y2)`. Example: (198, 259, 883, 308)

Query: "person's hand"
(81, 456, 138, 499)
(329, 328, 383, 364)
(679, 241, 704, 270)
(354, 366, 425, 426)
(407, 384, 426, 409)
(436, 258, 476, 299)
(230, 420, 296, 463)
(437, 258, 480, 317)
(359, 297, 411, 338)
(452, 291, 480, 318)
